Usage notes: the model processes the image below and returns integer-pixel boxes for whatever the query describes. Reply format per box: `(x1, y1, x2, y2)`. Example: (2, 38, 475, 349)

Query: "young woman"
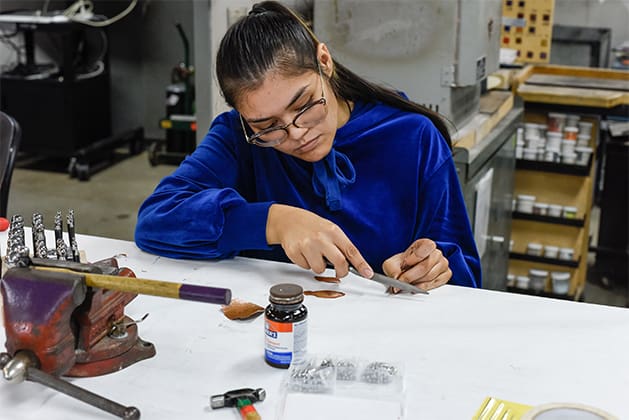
(135, 1, 481, 291)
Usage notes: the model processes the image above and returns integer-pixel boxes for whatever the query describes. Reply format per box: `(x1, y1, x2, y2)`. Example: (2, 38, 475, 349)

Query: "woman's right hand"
(266, 204, 373, 279)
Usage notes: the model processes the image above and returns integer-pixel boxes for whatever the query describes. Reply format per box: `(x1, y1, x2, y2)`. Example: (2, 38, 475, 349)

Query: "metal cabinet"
(454, 108, 522, 290)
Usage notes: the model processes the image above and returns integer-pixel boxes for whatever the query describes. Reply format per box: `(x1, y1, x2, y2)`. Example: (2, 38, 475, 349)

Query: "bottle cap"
(269, 283, 304, 305)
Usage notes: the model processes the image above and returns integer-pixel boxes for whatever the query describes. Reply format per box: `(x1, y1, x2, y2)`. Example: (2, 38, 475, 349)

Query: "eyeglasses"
(239, 67, 328, 147)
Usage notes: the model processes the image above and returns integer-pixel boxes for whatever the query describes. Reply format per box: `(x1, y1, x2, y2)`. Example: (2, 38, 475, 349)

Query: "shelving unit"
(508, 64, 629, 301)
(507, 112, 597, 299)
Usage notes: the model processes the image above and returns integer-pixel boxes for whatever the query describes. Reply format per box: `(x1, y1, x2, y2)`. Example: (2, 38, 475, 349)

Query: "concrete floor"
(6, 151, 628, 308)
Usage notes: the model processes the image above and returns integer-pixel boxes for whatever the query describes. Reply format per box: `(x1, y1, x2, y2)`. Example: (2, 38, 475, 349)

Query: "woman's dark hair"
(216, 1, 452, 148)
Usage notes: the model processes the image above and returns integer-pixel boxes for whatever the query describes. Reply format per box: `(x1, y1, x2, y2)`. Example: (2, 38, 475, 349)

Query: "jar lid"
(562, 206, 578, 211)
(547, 132, 563, 137)
(549, 204, 563, 209)
(516, 275, 529, 282)
(529, 269, 548, 276)
(551, 272, 571, 280)
(544, 245, 559, 251)
(269, 283, 304, 304)
(564, 127, 579, 132)
(559, 247, 574, 252)
(517, 194, 536, 201)
(533, 203, 549, 208)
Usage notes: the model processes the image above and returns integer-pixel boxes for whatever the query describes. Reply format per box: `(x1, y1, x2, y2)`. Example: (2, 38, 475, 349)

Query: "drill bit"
(67, 210, 79, 262)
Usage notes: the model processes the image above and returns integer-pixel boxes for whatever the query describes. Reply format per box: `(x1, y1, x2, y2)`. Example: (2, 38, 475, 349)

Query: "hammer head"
(210, 387, 266, 409)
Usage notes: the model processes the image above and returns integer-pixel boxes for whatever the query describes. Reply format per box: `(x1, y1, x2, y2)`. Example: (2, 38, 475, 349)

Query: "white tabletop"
(1, 232, 628, 419)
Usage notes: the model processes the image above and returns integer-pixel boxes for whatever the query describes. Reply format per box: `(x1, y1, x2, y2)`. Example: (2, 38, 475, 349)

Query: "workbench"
(1, 232, 628, 419)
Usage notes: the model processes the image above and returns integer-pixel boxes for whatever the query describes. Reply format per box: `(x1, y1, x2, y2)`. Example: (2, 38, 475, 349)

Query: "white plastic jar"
(547, 112, 566, 133)
(523, 148, 538, 160)
(551, 271, 571, 294)
(507, 274, 516, 288)
(561, 152, 577, 165)
(548, 204, 563, 217)
(575, 146, 593, 166)
(543, 245, 559, 259)
(577, 120, 593, 136)
(546, 132, 563, 149)
(516, 275, 530, 289)
(526, 242, 544, 256)
(576, 134, 590, 147)
(562, 206, 578, 219)
(516, 195, 536, 213)
(558, 247, 575, 261)
(529, 269, 548, 292)
(533, 202, 549, 216)
(561, 139, 576, 155)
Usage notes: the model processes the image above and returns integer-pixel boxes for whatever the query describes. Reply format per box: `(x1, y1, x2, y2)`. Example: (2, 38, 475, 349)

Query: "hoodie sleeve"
(134, 112, 274, 260)
(414, 122, 482, 288)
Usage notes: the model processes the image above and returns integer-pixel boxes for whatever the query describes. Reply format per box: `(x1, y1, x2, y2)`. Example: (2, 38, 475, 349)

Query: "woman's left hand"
(382, 238, 452, 292)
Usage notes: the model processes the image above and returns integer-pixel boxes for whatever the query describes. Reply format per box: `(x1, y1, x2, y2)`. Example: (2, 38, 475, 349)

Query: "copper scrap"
(314, 275, 341, 283)
(304, 290, 346, 299)
(221, 299, 265, 320)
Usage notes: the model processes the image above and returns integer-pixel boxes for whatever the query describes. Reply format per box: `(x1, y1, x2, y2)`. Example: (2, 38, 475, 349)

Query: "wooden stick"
(34, 266, 231, 305)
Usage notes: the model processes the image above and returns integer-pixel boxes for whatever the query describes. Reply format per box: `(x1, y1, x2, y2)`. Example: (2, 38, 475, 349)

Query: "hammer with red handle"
(210, 387, 266, 420)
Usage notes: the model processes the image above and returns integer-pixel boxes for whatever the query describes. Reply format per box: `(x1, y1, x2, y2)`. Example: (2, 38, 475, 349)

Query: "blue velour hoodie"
(135, 99, 481, 288)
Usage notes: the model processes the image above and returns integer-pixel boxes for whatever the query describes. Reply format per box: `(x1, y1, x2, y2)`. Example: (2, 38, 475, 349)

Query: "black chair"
(0, 111, 21, 218)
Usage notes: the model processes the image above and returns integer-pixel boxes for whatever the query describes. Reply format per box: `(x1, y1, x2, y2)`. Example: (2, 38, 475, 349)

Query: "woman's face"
(237, 68, 345, 162)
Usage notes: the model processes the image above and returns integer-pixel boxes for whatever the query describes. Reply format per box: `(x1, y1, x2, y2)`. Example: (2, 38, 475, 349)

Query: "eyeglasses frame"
(239, 65, 328, 147)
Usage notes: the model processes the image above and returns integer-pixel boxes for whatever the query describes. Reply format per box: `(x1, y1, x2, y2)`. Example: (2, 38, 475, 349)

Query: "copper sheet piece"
(304, 290, 345, 299)
(314, 275, 341, 283)
(221, 299, 265, 320)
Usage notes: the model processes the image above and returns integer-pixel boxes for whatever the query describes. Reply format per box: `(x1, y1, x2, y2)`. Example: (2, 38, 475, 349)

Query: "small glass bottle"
(264, 283, 308, 369)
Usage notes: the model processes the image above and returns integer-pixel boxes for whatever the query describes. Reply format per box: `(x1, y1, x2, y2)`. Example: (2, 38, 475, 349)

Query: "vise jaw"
(1, 265, 155, 378)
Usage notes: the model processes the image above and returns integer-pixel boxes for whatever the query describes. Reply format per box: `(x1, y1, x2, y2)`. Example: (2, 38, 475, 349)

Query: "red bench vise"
(1, 258, 155, 379)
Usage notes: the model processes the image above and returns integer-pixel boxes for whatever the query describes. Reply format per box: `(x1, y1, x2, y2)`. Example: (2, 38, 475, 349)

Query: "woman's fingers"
(383, 239, 452, 293)
(400, 239, 437, 271)
(270, 204, 371, 277)
(399, 247, 449, 285)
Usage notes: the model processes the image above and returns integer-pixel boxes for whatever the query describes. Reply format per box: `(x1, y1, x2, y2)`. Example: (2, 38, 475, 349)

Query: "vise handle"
(34, 266, 232, 305)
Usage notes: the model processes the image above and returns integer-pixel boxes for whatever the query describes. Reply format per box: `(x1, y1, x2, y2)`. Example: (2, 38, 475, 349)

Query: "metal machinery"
(314, 0, 517, 290)
(1, 212, 231, 418)
(0, 11, 144, 181)
(148, 23, 196, 166)
(313, 0, 502, 127)
(453, 108, 521, 290)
